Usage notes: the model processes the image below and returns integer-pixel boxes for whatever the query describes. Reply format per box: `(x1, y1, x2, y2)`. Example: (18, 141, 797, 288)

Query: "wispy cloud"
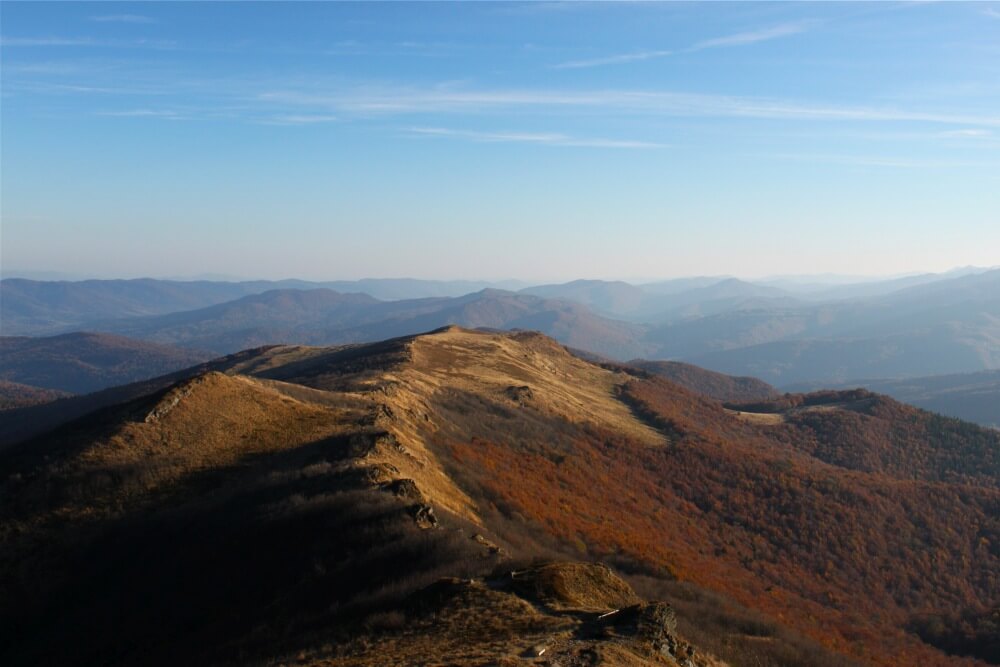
(1, 36, 99, 47)
(0, 35, 175, 49)
(322, 40, 459, 58)
(844, 156, 979, 169)
(10, 78, 174, 96)
(984, 7, 1000, 19)
(491, 2, 595, 17)
(940, 128, 993, 138)
(407, 127, 666, 149)
(551, 21, 813, 69)
(90, 14, 156, 24)
(258, 86, 1000, 128)
(553, 49, 673, 70)
(96, 109, 182, 118)
(1, 61, 89, 75)
(13, 55, 999, 131)
(260, 114, 339, 126)
(690, 22, 813, 51)
(770, 152, 1000, 169)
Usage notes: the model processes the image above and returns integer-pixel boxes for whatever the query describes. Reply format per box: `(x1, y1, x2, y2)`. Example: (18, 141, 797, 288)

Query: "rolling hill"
(654, 270, 1000, 383)
(0, 332, 212, 394)
(627, 359, 778, 402)
(0, 278, 269, 335)
(93, 289, 385, 353)
(685, 331, 994, 386)
(0, 380, 70, 411)
(0, 278, 527, 335)
(522, 277, 797, 323)
(784, 369, 1000, 429)
(6, 269, 998, 388)
(520, 279, 651, 318)
(1, 327, 996, 665)
(83, 288, 651, 360)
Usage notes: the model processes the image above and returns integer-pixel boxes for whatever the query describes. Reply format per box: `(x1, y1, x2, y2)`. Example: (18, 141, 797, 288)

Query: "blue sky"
(2, 1, 998, 281)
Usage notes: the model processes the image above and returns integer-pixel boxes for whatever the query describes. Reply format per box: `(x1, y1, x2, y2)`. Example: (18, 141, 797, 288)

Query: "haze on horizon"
(2, 1, 998, 282)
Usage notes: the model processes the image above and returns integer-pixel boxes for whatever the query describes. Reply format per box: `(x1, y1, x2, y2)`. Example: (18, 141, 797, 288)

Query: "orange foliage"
(429, 378, 1000, 666)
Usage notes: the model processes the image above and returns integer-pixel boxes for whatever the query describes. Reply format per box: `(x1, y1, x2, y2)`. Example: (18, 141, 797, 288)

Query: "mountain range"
(0, 277, 527, 335)
(2, 268, 998, 423)
(1, 327, 996, 665)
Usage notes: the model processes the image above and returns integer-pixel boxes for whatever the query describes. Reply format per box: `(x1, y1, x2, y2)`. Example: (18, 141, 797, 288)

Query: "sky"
(1, 1, 999, 282)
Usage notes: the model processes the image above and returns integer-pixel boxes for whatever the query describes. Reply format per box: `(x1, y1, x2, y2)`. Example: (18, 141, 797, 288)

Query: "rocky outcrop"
(508, 561, 639, 612)
(504, 384, 534, 405)
(409, 503, 438, 529)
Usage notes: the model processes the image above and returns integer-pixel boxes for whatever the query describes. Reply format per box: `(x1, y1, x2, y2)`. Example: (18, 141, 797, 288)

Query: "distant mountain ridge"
(67, 288, 652, 360)
(784, 369, 1000, 429)
(521, 277, 796, 322)
(0, 332, 211, 394)
(0, 277, 527, 335)
(652, 269, 1000, 383)
(4, 268, 998, 387)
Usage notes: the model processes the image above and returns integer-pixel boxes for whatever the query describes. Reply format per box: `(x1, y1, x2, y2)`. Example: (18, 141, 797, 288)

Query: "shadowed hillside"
(628, 359, 778, 402)
(0, 332, 211, 394)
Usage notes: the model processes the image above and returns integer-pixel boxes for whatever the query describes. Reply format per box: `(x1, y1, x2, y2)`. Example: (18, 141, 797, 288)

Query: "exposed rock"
(634, 601, 678, 639)
(504, 384, 534, 405)
(471, 532, 504, 556)
(584, 601, 691, 660)
(525, 643, 548, 657)
(357, 463, 400, 485)
(409, 503, 438, 529)
(381, 478, 425, 502)
(373, 403, 395, 425)
(347, 431, 400, 458)
(508, 562, 639, 611)
(143, 375, 208, 422)
(347, 433, 378, 458)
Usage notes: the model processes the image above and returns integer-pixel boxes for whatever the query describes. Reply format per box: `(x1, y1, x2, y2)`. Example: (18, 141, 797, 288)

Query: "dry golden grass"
(4, 371, 370, 532)
(360, 327, 667, 523)
(726, 399, 870, 426)
(726, 409, 786, 425)
(508, 561, 640, 612)
(406, 328, 664, 447)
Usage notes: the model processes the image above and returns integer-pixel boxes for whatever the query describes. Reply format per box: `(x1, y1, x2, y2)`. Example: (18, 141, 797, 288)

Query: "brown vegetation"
(629, 359, 778, 402)
(0, 380, 70, 410)
(426, 369, 997, 664)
